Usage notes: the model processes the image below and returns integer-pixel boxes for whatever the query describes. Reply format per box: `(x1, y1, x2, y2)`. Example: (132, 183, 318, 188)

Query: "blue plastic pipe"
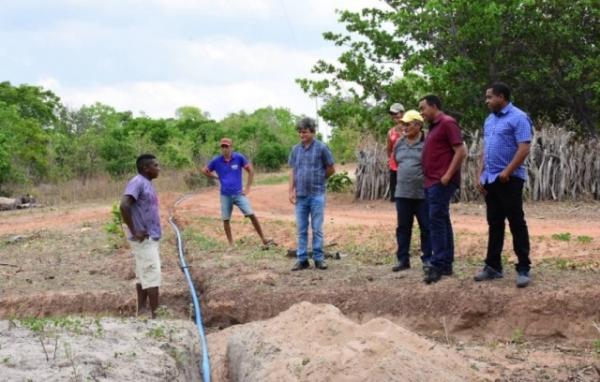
(169, 195, 211, 382)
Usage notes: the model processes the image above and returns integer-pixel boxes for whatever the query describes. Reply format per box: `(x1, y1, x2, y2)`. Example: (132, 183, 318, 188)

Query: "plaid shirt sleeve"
(288, 147, 296, 168)
(514, 115, 533, 143)
(321, 144, 335, 167)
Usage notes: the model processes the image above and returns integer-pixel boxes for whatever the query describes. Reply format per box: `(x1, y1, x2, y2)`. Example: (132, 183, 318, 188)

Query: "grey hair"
(296, 117, 316, 133)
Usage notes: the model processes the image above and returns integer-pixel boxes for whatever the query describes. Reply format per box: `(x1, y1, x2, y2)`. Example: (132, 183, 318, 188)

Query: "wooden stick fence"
(355, 125, 600, 202)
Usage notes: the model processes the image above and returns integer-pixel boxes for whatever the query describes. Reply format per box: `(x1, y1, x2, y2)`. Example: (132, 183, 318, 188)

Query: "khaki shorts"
(129, 239, 161, 289)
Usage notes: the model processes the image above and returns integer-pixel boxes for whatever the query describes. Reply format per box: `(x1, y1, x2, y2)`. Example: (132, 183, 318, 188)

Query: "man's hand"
(243, 187, 251, 195)
(476, 182, 487, 196)
(440, 174, 451, 186)
(132, 230, 148, 242)
(288, 190, 296, 204)
(498, 170, 510, 183)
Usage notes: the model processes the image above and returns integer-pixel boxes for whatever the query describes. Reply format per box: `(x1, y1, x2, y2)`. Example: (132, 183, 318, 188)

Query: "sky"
(0, 0, 383, 136)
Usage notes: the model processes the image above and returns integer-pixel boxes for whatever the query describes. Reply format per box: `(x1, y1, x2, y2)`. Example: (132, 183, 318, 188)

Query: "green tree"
(0, 103, 49, 184)
(100, 126, 136, 177)
(298, 0, 600, 134)
(0, 81, 63, 128)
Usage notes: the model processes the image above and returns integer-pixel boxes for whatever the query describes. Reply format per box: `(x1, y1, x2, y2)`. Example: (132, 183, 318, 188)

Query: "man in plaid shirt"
(474, 82, 533, 288)
(288, 117, 335, 271)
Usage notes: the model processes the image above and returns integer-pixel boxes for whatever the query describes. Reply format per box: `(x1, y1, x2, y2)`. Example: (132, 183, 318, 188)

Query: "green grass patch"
(146, 325, 166, 340)
(183, 228, 224, 251)
(576, 235, 593, 244)
(551, 232, 571, 242)
(593, 339, 600, 355)
(255, 173, 289, 185)
(511, 328, 525, 345)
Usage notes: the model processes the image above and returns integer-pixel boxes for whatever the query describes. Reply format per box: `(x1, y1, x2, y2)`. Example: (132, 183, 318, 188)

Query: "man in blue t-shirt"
(202, 138, 273, 247)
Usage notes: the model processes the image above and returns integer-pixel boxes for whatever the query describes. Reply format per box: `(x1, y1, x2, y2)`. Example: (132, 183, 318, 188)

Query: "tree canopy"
(0, 82, 301, 194)
(298, 0, 600, 135)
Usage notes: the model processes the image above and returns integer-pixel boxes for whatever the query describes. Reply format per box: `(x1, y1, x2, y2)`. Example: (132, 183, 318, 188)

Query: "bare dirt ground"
(1, 179, 600, 381)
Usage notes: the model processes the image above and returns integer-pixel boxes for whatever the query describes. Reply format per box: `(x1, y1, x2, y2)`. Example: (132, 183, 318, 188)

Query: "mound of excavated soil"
(0, 318, 201, 381)
(208, 301, 488, 382)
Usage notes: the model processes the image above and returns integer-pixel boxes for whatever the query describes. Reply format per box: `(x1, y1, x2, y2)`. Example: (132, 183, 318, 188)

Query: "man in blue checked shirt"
(288, 117, 335, 271)
(474, 82, 533, 288)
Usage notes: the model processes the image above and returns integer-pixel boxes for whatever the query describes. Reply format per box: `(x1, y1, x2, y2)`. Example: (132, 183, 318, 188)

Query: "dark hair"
(136, 153, 156, 173)
(489, 82, 511, 101)
(296, 117, 316, 133)
(419, 95, 442, 110)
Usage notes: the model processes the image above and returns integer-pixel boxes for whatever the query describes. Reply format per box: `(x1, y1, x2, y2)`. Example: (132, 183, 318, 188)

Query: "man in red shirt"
(387, 103, 405, 201)
(419, 95, 467, 284)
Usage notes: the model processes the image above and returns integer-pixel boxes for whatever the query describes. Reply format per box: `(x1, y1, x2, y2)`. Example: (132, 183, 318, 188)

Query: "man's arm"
(120, 195, 146, 242)
(288, 168, 296, 204)
(476, 151, 486, 194)
(498, 143, 530, 182)
(201, 166, 218, 179)
(243, 164, 254, 195)
(325, 165, 335, 178)
(440, 143, 467, 186)
(386, 129, 393, 157)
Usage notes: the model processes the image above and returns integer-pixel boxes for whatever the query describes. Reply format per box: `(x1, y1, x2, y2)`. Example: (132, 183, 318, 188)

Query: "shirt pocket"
(494, 123, 513, 138)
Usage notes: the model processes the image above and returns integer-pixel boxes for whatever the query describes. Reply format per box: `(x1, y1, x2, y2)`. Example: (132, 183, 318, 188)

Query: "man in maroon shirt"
(419, 95, 467, 284)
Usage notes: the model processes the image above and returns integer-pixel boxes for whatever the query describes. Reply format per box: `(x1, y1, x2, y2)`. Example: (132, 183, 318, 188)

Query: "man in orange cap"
(202, 138, 273, 248)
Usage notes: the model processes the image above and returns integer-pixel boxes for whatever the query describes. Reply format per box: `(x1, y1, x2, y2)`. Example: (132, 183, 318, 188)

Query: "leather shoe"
(392, 262, 410, 272)
(291, 260, 310, 271)
(314, 260, 328, 270)
(423, 267, 442, 284)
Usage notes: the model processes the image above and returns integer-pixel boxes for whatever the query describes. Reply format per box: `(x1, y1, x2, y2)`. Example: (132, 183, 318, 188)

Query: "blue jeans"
(295, 194, 325, 262)
(395, 198, 431, 265)
(425, 183, 457, 271)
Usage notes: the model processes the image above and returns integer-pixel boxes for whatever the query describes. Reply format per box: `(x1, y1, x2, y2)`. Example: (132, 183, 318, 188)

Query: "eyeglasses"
(220, 145, 230, 148)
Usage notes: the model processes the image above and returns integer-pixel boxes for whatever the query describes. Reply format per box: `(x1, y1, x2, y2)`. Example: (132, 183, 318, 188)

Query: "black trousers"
(484, 177, 531, 273)
(389, 169, 397, 201)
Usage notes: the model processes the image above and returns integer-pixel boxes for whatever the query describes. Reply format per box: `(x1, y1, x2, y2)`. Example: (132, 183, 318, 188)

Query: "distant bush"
(254, 143, 288, 171)
(327, 171, 353, 193)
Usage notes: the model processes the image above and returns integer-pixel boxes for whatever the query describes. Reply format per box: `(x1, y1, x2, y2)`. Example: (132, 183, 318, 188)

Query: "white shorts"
(129, 239, 161, 289)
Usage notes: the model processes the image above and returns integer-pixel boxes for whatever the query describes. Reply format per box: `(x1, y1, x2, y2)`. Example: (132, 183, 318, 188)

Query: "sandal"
(261, 239, 277, 250)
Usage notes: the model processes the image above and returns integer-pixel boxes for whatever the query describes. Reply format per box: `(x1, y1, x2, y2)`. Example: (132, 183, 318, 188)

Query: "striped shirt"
(288, 139, 335, 196)
(480, 103, 532, 184)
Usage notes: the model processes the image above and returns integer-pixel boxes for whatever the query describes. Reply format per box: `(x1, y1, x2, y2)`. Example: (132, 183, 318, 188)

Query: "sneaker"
(314, 260, 328, 270)
(441, 266, 453, 276)
(423, 267, 442, 284)
(291, 260, 310, 271)
(392, 262, 410, 272)
(474, 265, 504, 282)
(516, 272, 530, 288)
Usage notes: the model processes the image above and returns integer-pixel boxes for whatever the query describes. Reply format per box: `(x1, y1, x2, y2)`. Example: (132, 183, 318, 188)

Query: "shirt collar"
(302, 139, 315, 150)
(430, 112, 445, 128)
(495, 102, 513, 116)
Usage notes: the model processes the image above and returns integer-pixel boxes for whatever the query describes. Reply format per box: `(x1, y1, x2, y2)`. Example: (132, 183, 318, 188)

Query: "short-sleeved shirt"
(394, 136, 425, 199)
(480, 103, 532, 184)
(288, 139, 335, 197)
(123, 174, 161, 240)
(387, 127, 403, 171)
(207, 152, 250, 196)
(422, 113, 463, 188)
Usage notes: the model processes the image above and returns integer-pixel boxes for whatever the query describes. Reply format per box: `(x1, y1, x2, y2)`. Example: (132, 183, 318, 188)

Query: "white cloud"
(153, 0, 272, 17)
(4, 0, 387, 140)
(167, 36, 338, 83)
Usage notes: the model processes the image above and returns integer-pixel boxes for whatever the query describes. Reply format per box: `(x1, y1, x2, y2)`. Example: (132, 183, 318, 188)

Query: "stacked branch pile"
(355, 125, 600, 202)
